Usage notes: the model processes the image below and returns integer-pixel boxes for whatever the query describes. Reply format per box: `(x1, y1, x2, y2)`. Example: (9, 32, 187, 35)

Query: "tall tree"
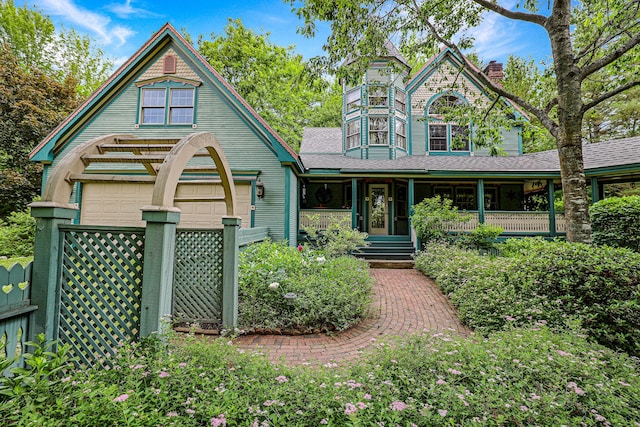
(0, 0, 112, 97)
(0, 46, 78, 216)
(291, 0, 640, 243)
(197, 19, 340, 150)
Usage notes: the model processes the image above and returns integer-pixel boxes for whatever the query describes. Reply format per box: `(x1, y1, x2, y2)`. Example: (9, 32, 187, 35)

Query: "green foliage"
(0, 46, 78, 216)
(416, 239, 640, 355)
(463, 223, 503, 250)
(2, 328, 639, 425)
(197, 19, 340, 150)
(238, 240, 373, 332)
(301, 213, 369, 258)
(0, 0, 113, 97)
(0, 334, 74, 418)
(591, 195, 640, 251)
(410, 196, 469, 243)
(0, 208, 35, 257)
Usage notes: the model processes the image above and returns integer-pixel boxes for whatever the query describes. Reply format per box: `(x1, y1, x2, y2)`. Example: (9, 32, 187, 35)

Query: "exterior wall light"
(256, 179, 265, 199)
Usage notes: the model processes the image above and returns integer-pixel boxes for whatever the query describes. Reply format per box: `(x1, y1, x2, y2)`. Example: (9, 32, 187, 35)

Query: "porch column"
(29, 203, 78, 342)
(408, 179, 415, 249)
(477, 179, 485, 224)
(140, 207, 180, 337)
(590, 177, 600, 204)
(351, 178, 358, 229)
(222, 216, 242, 329)
(548, 180, 556, 237)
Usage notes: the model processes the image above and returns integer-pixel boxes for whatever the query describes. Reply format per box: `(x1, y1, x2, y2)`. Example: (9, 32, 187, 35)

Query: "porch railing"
(446, 211, 566, 234)
(299, 209, 352, 229)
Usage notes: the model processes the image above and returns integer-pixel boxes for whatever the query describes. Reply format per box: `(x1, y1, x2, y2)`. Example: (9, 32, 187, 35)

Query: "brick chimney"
(483, 60, 503, 84)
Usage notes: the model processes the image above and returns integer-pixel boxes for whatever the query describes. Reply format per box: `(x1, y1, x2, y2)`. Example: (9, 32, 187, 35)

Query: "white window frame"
(395, 118, 406, 150)
(139, 86, 196, 125)
(141, 88, 167, 124)
(346, 120, 361, 149)
(346, 89, 361, 111)
(369, 117, 389, 145)
(368, 86, 388, 107)
(395, 89, 406, 113)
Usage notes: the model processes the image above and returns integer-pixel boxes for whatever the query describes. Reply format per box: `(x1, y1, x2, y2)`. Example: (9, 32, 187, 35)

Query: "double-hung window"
(395, 119, 406, 150)
(369, 86, 388, 107)
(346, 89, 360, 111)
(427, 94, 470, 152)
(369, 117, 388, 145)
(139, 81, 198, 125)
(346, 120, 360, 148)
(395, 89, 406, 113)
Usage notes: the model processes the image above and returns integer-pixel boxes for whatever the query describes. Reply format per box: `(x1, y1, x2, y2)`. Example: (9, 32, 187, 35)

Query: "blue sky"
(33, 0, 553, 71)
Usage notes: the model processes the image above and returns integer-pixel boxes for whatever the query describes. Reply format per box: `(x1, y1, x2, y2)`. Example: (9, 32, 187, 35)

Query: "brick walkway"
(232, 269, 472, 366)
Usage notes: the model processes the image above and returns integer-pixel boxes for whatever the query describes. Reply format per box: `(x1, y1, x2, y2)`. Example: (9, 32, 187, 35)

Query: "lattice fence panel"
(59, 226, 145, 367)
(173, 229, 224, 327)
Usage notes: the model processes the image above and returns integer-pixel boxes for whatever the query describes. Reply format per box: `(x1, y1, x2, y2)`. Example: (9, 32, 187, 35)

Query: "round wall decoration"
(315, 187, 333, 204)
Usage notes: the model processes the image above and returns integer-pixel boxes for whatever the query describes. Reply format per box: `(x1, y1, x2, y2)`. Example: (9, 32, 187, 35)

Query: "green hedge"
(0, 209, 35, 257)
(415, 239, 640, 356)
(591, 195, 640, 251)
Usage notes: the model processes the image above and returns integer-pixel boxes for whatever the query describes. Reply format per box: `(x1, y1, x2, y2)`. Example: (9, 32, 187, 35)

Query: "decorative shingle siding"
(137, 48, 201, 82)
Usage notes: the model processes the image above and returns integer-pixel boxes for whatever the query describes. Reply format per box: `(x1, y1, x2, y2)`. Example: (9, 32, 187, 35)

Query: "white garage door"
(80, 182, 252, 228)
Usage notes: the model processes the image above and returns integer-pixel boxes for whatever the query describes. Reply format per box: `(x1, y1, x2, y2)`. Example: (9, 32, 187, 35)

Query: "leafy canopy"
(197, 19, 340, 150)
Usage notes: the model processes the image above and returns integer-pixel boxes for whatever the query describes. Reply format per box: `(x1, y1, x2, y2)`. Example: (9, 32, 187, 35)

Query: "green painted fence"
(0, 261, 36, 370)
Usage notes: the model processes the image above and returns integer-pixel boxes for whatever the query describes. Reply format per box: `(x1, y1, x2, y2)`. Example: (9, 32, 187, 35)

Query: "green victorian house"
(30, 24, 640, 256)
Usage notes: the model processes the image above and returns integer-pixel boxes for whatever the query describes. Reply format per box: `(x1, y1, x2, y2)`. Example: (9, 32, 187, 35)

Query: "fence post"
(29, 202, 78, 342)
(140, 207, 181, 337)
(222, 216, 241, 329)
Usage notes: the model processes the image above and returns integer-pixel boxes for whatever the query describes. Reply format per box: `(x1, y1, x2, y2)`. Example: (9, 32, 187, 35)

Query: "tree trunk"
(547, 0, 592, 243)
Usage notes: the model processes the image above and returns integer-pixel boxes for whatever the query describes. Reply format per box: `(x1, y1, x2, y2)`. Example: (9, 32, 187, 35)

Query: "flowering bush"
(238, 240, 373, 333)
(415, 239, 640, 355)
(1, 328, 638, 426)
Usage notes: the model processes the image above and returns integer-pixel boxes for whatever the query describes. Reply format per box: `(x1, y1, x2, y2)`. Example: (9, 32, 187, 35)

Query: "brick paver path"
(232, 269, 472, 366)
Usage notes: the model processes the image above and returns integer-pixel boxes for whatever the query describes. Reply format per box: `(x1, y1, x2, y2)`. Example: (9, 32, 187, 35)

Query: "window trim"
(395, 118, 407, 150)
(136, 77, 201, 126)
(426, 93, 471, 153)
(346, 119, 361, 149)
(369, 116, 389, 145)
(368, 85, 388, 108)
(346, 88, 361, 111)
(395, 88, 406, 113)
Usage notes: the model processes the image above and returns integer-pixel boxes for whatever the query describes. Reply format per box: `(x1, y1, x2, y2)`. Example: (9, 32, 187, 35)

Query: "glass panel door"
(369, 184, 388, 235)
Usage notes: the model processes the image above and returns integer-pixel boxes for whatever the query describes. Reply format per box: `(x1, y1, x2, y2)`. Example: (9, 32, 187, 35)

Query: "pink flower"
(113, 394, 129, 403)
(320, 420, 328, 425)
(363, 393, 372, 400)
(297, 245, 303, 251)
(390, 401, 407, 411)
(438, 409, 448, 417)
(345, 402, 358, 415)
(448, 368, 462, 375)
(436, 379, 447, 385)
(159, 371, 169, 378)
(275, 375, 288, 383)
(167, 411, 178, 417)
(556, 350, 571, 357)
(210, 414, 227, 426)
(178, 362, 187, 368)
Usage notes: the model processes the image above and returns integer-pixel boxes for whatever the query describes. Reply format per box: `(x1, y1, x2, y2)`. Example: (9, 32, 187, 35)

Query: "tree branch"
(409, 1, 558, 136)
(582, 79, 640, 113)
(469, 0, 547, 26)
(580, 32, 640, 80)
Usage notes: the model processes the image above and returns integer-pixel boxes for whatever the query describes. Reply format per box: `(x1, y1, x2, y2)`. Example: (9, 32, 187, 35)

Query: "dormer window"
(369, 86, 388, 107)
(427, 94, 470, 153)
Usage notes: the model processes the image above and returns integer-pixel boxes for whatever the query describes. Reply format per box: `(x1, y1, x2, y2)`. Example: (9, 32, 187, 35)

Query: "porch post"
(140, 207, 181, 337)
(477, 179, 485, 224)
(222, 216, 242, 329)
(29, 202, 78, 342)
(548, 180, 556, 237)
(351, 178, 358, 229)
(590, 177, 599, 204)
(408, 179, 415, 249)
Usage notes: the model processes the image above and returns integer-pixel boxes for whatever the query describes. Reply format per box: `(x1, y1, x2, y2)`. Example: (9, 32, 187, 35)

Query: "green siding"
(47, 43, 291, 241)
(474, 128, 522, 157)
(410, 116, 426, 156)
(368, 146, 391, 160)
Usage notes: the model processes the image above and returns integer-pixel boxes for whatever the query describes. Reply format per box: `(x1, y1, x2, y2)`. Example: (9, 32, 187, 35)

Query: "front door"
(368, 184, 388, 235)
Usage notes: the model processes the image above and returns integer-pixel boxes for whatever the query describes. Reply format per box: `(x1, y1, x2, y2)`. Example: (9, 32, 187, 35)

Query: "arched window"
(427, 94, 470, 152)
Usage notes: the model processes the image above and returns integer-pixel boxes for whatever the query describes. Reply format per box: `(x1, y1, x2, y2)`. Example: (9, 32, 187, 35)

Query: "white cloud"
(106, 0, 161, 19)
(39, 0, 136, 46)
(465, 10, 521, 61)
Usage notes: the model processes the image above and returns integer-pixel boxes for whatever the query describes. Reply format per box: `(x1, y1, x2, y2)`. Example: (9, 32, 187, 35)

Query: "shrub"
(410, 196, 470, 243)
(462, 223, 503, 250)
(300, 213, 369, 257)
(0, 209, 35, 257)
(238, 240, 373, 332)
(415, 240, 640, 355)
(591, 195, 640, 251)
(2, 328, 638, 426)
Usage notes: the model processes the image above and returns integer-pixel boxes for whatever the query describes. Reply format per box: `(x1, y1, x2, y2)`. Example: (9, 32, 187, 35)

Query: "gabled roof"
(342, 40, 411, 70)
(406, 47, 528, 119)
(30, 23, 300, 167)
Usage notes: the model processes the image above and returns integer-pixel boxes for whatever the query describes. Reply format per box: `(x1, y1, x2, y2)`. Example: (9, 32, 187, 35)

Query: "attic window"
(163, 55, 176, 74)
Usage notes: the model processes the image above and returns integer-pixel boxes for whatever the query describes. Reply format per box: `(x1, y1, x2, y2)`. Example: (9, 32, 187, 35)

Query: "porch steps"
(355, 236, 415, 261)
